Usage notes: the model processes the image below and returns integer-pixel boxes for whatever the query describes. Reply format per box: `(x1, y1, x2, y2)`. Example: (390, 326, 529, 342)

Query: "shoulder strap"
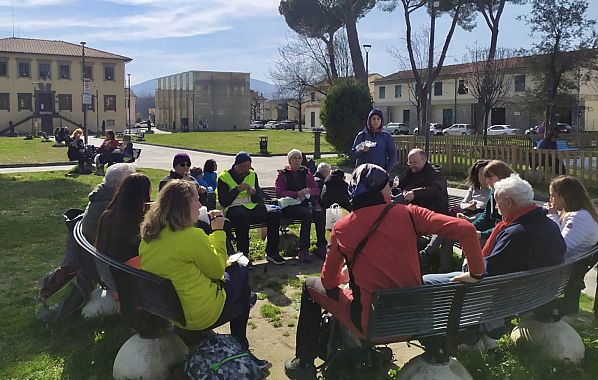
(337, 202, 397, 332)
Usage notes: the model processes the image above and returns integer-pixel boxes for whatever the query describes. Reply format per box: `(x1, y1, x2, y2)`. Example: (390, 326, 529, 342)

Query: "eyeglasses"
(178, 162, 191, 168)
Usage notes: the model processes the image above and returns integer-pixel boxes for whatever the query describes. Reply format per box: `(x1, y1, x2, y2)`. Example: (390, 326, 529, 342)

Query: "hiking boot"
(248, 351, 271, 370)
(250, 292, 258, 310)
(369, 346, 394, 365)
(298, 249, 312, 264)
(266, 252, 285, 265)
(37, 287, 86, 324)
(284, 357, 316, 379)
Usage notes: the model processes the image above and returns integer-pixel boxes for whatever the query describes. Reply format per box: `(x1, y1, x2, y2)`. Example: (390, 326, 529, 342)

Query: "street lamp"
(127, 73, 131, 134)
(363, 44, 372, 80)
(94, 85, 100, 135)
(424, 1, 440, 155)
(81, 41, 88, 145)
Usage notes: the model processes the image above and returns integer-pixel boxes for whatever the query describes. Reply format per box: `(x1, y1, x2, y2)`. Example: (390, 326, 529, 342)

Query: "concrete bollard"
(511, 318, 584, 364)
(398, 354, 473, 380)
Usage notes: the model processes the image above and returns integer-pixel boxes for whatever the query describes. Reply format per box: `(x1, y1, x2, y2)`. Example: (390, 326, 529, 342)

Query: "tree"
(464, 46, 515, 145)
(320, 78, 372, 154)
(340, 0, 376, 84)
(135, 94, 155, 120)
(519, 0, 598, 128)
(250, 90, 266, 121)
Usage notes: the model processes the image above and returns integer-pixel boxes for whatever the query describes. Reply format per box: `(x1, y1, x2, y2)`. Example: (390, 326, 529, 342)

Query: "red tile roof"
(0, 37, 131, 62)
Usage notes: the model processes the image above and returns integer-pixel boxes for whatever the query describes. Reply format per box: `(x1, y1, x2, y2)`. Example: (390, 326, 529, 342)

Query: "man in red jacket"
(284, 164, 484, 378)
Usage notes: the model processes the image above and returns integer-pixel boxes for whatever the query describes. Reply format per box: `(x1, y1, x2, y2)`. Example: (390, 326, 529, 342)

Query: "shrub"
(320, 78, 372, 155)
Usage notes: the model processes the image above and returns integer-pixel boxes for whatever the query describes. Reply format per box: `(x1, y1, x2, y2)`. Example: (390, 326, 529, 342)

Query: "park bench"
(121, 130, 145, 141)
(556, 139, 578, 151)
(352, 246, 598, 377)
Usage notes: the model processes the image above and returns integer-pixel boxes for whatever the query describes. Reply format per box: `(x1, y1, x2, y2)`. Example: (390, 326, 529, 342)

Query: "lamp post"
(94, 85, 100, 135)
(424, 1, 440, 155)
(363, 44, 372, 80)
(81, 41, 88, 144)
(127, 73, 131, 134)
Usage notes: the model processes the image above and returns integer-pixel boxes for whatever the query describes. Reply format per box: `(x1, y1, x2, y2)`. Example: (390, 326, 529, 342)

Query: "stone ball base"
(113, 333, 189, 380)
(81, 288, 118, 319)
(511, 319, 584, 364)
(398, 354, 473, 380)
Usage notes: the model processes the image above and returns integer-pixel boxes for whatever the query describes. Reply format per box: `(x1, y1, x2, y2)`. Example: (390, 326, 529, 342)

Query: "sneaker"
(248, 351, 271, 370)
(298, 249, 312, 264)
(249, 292, 258, 310)
(284, 357, 316, 379)
(266, 253, 285, 265)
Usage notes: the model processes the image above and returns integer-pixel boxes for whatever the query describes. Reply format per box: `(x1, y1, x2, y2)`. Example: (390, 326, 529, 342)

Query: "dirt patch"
(215, 258, 423, 379)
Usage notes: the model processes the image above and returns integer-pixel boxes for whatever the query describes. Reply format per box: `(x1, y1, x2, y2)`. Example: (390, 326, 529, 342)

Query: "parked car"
(443, 123, 475, 136)
(250, 120, 265, 129)
(555, 123, 573, 133)
(525, 124, 544, 135)
(265, 121, 278, 129)
(384, 122, 409, 135)
(487, 124, 518, 136)
(413, 123, 445, 136)
(135, 120, 154, 129)
(525, 123, 572, 135)
(275, 120, 296, 130)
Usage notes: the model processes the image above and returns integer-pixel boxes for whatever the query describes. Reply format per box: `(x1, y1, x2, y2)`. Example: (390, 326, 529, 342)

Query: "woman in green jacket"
(139, 180, 268, 369)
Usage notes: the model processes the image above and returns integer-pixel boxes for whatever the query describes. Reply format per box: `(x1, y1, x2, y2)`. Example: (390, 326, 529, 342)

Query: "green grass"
(0, 137, 73, 165)
(143, 130, 335, 155)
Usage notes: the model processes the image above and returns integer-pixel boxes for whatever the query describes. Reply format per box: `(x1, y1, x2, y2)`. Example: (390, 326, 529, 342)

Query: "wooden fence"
(394, 138, 598, 186)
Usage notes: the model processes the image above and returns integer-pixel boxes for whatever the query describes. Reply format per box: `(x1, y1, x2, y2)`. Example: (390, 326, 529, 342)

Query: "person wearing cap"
(159, 153, 208, 201)
(351, 109, 398, 173)
(275, 149, 327, 262)
(217, 152, 284, 264)
(284, 163, 484, 378)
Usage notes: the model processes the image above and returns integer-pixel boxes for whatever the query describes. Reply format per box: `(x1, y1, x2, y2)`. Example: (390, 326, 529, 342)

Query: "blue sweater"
(351, 127, 398, 173)
(485, 207, 566, 276)
(203, 171, 217, 190)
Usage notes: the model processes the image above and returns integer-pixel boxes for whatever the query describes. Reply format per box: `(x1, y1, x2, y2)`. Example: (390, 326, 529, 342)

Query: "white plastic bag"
(325, 203, 342, 230)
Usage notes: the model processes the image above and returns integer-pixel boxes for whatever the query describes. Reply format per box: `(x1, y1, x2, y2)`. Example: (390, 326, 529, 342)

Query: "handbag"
(325, 203, 342, 230)
(185, 333, 265, 380)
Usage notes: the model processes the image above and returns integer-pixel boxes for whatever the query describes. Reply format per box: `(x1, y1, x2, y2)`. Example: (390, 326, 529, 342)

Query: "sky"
(0, 0, 597, 86)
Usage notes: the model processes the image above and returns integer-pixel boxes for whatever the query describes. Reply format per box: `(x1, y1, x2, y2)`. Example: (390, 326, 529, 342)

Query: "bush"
(320, 79, 372, 155)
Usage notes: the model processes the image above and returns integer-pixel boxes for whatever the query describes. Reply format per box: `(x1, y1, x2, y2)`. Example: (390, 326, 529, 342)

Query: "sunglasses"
(178, 162, 191, 168)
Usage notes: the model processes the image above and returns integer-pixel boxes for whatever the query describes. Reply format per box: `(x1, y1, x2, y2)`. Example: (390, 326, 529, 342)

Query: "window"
(58, 94, 72, 111)
(457, 79, 469, 94)
(0, 93, 9, 110)
(106, 119, 115, 127)
(310, 92, 315, 102)
(0, 61, 7, 77)
(18, 93, 32, 110)
(434, 81, 443, 96)
(514, 74, 526, 92)
(38, 62, 51, 80)
(59, 63, 70, 79)
(379, 86, 385, 99)
(18, 62, 30, 78)
(394, 85, 402, 98)
(403, 109, 410, 123)
(103, 64, 114, 81)
(104, 95, 116, 111)
(83, 64, 93, 80)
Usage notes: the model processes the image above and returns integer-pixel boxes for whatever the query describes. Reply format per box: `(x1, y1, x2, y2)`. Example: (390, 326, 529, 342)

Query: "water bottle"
(393, 175, 400, 188)
(198, 206, 210, 224)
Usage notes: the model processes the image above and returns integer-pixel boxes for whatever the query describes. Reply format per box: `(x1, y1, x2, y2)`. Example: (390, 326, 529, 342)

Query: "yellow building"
(0, 37, 131, 136)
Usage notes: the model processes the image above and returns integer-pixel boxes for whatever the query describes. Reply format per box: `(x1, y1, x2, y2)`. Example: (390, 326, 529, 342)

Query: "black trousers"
(226, 204, 280, 257)
(282, 204, 326, 250)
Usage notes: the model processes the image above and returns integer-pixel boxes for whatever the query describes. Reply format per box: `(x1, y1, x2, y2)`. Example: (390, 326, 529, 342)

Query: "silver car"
(384, 122, 409, 135)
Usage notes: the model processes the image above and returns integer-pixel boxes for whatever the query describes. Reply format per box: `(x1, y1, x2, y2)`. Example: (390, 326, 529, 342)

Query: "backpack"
(185, 334, 265, 380)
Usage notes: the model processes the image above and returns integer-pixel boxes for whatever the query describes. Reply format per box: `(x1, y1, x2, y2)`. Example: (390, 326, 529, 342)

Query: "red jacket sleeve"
(320, 229, 345, 289)
(407, 204, 484, 276)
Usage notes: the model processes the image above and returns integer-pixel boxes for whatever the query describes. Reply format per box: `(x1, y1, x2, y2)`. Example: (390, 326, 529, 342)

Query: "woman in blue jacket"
(351, 109, 397, 173)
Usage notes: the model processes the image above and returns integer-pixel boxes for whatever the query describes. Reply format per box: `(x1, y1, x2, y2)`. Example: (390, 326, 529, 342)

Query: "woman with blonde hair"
(139, 180, 268, 369)
(67, 128, 89, 174)
(546, 175, 598, 257)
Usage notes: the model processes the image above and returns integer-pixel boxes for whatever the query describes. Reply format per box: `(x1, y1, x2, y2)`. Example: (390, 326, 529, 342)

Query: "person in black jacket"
(320, 169, 351, 211)
(400, 148, 448, 214)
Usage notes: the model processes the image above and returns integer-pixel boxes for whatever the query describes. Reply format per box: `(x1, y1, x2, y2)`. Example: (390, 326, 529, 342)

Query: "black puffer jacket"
(400, 162, 448, 214)
(320, 169, 351, 211)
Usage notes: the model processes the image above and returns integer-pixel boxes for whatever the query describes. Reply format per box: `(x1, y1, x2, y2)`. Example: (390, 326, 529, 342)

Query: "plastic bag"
(326, 203, 342, 230)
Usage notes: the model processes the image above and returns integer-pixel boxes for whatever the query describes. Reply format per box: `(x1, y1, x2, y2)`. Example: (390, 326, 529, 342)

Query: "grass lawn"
(144, 130, 335, 155)
(3, 169, 598, 379)
(0, 137, 72, 165)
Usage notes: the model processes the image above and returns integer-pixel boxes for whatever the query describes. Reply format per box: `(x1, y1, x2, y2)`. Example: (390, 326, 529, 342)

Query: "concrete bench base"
(398, 354, 473, 380)
(113, 332, 189, 380)
(511, 318, 584, 364)
(81, 288, 118, 319)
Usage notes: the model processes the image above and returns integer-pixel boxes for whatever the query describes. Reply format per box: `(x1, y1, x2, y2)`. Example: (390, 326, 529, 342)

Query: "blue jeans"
(422, 271, 464, 285)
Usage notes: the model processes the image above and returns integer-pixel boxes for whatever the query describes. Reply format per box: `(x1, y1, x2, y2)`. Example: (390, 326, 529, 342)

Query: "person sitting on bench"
(139, 180, 269, 370)
(94, 130, 120, 175)
(67, 128, 90, 174)
(159, 153, 207, 204)
(106, 135, 134, 165)
(284, 163, 484, 378)
(217, 151, 284, 265)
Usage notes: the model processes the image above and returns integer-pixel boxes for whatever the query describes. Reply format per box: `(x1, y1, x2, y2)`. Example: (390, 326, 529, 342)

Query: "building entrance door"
(442, 109, 453, 127)
(491, 107, 506, 125)
(37, 92, 54, 135)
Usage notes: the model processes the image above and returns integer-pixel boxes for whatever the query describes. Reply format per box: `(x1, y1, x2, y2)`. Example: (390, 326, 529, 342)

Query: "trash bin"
(259, 136, 269, 156)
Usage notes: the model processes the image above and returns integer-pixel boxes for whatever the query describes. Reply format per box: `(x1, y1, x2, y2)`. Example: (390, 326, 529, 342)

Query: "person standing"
(217, 152, 284, 264)
(351, 109, 397, 173)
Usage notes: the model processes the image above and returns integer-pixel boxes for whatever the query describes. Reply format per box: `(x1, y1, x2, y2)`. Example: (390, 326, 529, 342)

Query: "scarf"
(482, 204, 538, 257)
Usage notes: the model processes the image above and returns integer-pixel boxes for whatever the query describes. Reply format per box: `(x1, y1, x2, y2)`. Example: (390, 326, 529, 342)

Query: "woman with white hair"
(425, 174, 566, 283)
(275, 148, 327, 262)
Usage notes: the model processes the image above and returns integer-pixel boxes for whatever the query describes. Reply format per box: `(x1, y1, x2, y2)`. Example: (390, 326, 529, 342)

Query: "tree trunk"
(325, 34, 339, 80)
(343, 0, 366, 84)
(483, 107, 490, 147)
(298, 101, 303, 132)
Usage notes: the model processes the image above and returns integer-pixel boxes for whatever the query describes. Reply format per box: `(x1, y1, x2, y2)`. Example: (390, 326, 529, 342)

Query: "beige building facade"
(155, 71, 250, 131)
(0, 37, 131, 136)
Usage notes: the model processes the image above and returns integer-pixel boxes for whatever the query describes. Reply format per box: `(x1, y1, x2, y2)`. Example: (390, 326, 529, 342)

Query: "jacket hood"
(88, 183, 115, 203)
(367, 109, 384, 132)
